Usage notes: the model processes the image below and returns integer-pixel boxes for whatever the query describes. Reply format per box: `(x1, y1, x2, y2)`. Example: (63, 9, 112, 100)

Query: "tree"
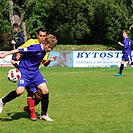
(0, 0, 133, 47)
(0, 0, 11, 47)
(8, 0, 38, 41)
(43, 0, 91, 44)
(88, 0, 132, 44)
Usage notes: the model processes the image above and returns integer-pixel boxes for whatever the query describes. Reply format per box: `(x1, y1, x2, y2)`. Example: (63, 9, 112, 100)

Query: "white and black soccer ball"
(7, 69, 21, 83)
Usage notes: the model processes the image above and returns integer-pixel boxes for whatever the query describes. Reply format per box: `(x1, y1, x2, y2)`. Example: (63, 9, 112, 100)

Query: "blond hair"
(45, 34, 58, 48)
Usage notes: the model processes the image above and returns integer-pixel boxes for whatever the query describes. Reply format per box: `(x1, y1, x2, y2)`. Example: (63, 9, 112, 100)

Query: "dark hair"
(37, 27, 47, 34)
(13, 23, 19, 28)
(123, 30, 128, 34)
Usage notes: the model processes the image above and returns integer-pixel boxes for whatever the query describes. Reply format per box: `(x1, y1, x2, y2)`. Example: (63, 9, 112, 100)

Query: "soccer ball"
(7, 69, 21, 83)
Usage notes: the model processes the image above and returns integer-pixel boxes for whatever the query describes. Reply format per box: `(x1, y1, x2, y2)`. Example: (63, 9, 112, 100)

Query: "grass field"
(0, 67, 132, 133)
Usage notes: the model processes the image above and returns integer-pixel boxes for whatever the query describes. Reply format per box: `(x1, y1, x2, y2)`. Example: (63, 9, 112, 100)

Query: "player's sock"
(131, 62, 133, 65)
(2, 91, 19, 104)
(41, 94, 49, 115)
(119, 64, 124, 74)
(13, 63, 19, 69)
(34, 89, 42, 106)
(27, 97, 35, 114)
(35, 100, 40, 106)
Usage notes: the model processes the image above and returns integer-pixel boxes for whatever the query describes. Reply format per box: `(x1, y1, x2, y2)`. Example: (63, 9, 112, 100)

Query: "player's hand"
(16, 53, 21, 61)
(11, 40, 16, 45)
(0, 53, 6, 59)
(118, 41, 121, 45)
(118, 41, 124, 46)
(49, 56, 57, 61)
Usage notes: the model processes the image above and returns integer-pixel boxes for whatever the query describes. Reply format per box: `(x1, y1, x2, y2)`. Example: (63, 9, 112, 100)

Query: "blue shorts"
(18, 68, 46, 92)
(122, 54, 132, 62)
(27, 82, 37, 93)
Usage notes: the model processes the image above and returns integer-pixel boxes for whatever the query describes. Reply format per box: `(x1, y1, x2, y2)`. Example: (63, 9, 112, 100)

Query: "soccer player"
(14, 27, 57, 121)
(18, 27, 50, 120)
(0, 34, 58, 121)
(11, 23, 25, 69)
(23, 55, 57, 121)
(114, 30, 133, 76)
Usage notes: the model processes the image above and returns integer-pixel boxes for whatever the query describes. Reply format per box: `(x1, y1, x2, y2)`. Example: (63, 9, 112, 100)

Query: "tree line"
(0, 0, 133, 49)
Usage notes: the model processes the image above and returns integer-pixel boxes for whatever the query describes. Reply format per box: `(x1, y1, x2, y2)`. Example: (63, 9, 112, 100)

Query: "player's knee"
(38, 83, 49, 94)
(121, 60, 125, 64)
(128, 62, 131, 65)
(41, 88, 49, 94)
(16, 87, 25, 95)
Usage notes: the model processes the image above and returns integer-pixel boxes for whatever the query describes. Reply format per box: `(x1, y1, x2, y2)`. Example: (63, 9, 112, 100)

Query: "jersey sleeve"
(18, 44, 40, 53)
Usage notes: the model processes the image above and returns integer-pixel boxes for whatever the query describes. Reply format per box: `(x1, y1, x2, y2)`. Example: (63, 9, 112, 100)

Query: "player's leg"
(114, 61, 124, 76)
(34, 89, 42, 106)
(0, 87, 25, 113)
(37, 83, 53, 121)
(128, 55, 132, 66)
(0, 70, 28, 113)
(114, 55, 125, 76)
(24, 86, 37, 121)
(34, 70, 53, 121)
(24, 89, 42, 113)
(23, 89, 42, 120)
(38, 83, 49, 114)
(119, 60, 124, 74)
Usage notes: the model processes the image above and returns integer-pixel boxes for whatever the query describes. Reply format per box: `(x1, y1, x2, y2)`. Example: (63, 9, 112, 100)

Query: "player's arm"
(42, 56, 57, 67)
(18, 45, 39, 53)
(17, 39, 35, 61)
(40, 52, 49, 67)
(0, 49, 19, 58)
(15, 32, 25, 47)
(42, 60, 51, 67)
(118, 41, 124, 46)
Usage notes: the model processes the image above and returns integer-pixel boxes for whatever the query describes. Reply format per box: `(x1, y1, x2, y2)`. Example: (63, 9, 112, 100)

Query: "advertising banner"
(0, 51, 132, 67)
(0, 51, 12, 67)
(48, 51, 73, 67)
(73, 51, 132, 67)
(0, 51, 73, 67)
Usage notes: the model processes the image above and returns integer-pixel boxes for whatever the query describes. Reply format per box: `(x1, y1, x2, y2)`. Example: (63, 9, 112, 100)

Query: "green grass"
(0, 44, 119, 51)
(0, 67, 132, 133)
(53, 44, 120, 51)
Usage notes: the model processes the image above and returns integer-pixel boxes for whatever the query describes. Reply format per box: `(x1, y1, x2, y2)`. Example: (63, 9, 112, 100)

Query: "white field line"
(50, 68, 116, 75)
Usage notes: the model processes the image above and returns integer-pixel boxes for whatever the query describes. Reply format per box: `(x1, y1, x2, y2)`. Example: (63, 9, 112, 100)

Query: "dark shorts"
(26, 82, 38, 93)
(122, 54, 132, 62)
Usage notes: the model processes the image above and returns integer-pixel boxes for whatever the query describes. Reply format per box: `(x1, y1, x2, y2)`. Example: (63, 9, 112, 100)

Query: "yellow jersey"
(19, 39, 49, 66)
(19, 39, 39, 48)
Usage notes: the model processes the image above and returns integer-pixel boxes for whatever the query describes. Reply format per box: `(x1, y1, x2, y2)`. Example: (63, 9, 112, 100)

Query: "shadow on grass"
(0, 111, 40, 121)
